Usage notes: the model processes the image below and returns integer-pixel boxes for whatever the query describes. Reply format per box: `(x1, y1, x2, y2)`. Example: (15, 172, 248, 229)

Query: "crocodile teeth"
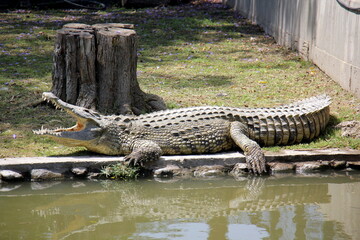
(43, 95, 62, 110)
(33, 128, 62, 136)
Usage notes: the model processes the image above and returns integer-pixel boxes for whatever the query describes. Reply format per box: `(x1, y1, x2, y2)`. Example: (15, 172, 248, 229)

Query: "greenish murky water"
(1, 174, 360, 240)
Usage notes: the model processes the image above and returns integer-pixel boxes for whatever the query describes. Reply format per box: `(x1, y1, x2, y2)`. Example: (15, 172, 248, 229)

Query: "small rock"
(154, 165, 182, 177)
(31, 169, 64, 181)
(336, 120, 360, 138)
(295, 161, 329, 173)
(0, 170, 24, 181)
(347, 161, 360, 170)
(87, 172, 101, 179)
(193, 165, 226, 177)
(268, 162, 295, 173)
(329, 160, 347, 169)
(71, 167, 88, 176)
(229, 163, 248, 178)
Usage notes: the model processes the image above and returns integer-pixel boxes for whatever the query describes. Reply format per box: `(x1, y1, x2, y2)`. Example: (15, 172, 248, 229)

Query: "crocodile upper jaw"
(33, 92, 104, 145)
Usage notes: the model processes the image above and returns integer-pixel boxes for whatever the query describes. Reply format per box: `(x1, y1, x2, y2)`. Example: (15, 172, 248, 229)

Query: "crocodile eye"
(84, 109, 101, 118)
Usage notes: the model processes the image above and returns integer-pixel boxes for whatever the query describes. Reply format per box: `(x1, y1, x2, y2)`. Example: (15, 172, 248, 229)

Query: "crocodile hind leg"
(230, 121, 267, 174)
(124, 140, 163, 167)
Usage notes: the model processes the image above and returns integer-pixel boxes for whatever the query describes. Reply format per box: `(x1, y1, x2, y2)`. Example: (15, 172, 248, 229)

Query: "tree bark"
(52, 23, 166, 115)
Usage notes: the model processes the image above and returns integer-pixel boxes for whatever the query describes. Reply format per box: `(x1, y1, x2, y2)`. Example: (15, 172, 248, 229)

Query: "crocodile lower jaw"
(33, 122, 85, 136)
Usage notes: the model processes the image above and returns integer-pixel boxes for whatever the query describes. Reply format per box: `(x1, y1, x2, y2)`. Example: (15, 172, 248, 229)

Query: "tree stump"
(52, 23, 166, 115)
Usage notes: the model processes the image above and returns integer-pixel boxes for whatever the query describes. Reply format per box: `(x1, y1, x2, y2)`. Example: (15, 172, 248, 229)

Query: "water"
(1, 174, 360, 240)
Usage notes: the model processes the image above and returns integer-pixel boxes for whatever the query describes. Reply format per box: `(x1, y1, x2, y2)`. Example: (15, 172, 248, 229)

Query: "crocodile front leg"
(230, 122, 267, 174)
(124, 140, 163, 167)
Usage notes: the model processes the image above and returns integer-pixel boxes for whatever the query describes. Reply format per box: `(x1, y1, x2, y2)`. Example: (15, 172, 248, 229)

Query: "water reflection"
(0, 174, 359, 240)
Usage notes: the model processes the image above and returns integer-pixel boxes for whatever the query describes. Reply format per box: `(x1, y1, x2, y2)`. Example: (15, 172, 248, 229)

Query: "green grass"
(1, 1, 360, 158)
(101, 163, 140, 180)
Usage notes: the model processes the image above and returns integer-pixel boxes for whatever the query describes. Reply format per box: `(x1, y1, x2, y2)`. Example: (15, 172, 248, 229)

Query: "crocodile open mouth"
(34, 121, 86, 137)
(33, 92, 102, 142)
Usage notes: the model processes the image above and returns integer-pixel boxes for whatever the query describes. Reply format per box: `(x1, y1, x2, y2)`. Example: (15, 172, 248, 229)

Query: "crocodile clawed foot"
(124, 153, 142, 167)
(245, 148, 267, 175)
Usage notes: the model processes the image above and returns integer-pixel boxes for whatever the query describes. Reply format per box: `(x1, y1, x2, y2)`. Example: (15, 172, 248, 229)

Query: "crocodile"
(34, 92, 331, 174)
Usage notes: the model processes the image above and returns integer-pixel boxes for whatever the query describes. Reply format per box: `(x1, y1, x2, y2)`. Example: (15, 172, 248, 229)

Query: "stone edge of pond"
(0, 148, 360, 181)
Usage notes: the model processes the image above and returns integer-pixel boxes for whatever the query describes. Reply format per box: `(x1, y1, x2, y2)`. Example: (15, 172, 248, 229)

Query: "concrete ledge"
(1, 148, 360, 181)
(0, 156, 122, 173)
(264, 148, 360, 162)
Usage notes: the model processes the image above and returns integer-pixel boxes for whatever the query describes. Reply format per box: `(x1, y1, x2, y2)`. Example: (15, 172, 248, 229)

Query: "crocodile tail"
(285, 94, 331, 135)
(282, 94, 331, 143)
(248, 95, 331, 146)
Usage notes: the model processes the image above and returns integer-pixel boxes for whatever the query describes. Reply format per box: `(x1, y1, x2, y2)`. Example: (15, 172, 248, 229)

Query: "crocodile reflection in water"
(2, 176, 358, 239)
